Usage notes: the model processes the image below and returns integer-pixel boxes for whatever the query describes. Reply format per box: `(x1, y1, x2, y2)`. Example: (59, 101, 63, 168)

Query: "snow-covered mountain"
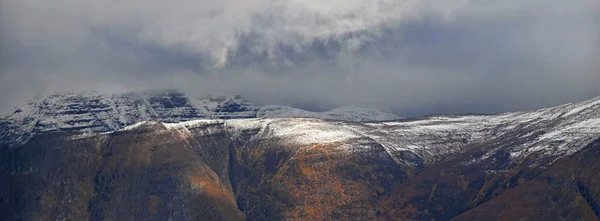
(0, 90, 400, 146)
(1, 92, 600, 220)
(2, 90, 599, 167)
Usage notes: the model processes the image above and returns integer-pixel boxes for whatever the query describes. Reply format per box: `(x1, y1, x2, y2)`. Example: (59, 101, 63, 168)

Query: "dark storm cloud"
(0, 0, 599, 116)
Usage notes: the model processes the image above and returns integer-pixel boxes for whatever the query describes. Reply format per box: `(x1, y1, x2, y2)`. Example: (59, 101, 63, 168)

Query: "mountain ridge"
(0, 90, 400, 147)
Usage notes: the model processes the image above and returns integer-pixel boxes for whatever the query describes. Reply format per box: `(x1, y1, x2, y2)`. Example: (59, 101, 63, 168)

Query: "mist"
(1, 0, 599, 116)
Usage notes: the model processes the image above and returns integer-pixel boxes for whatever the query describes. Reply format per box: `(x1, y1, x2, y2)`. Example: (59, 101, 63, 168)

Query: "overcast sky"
(1, 0, 599, 116)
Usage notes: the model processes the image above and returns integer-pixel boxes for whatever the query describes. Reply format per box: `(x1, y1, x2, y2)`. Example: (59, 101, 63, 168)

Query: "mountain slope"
(0, 94, 599, 220)
(451, 138, 600, 221)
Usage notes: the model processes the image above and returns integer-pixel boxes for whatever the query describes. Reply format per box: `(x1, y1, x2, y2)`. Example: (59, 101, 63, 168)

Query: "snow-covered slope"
(358, 96, 600, 165)
(0, 90, 400, 146)
(151, 94, 600, 167)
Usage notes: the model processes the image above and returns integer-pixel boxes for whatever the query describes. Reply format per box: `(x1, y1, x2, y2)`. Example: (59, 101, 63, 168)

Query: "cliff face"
(1, 95, 599, 220)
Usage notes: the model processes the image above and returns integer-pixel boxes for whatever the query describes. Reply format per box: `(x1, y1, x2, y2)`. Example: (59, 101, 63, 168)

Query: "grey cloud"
(0, 0, 599, 116)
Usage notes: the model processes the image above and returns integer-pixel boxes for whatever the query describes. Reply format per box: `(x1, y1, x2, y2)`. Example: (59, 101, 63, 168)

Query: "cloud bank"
(1, 0, 599, 116)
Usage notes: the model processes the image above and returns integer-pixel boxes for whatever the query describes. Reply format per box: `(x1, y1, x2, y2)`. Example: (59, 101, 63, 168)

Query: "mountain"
(0, 90, 400, 147)
(0, 93, 599, 220)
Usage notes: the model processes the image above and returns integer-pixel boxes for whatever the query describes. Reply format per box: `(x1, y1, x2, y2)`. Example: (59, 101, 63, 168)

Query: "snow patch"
(163, 119, 222, 130)
(121, 121, 158, 131)
(255, 118, 362, 145)
(563, 98, 600, 117)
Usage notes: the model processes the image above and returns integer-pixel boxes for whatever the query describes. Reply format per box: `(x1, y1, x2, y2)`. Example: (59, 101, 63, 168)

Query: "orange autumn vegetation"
(190, 176, 235, 203)
(274, 143, 373, 220)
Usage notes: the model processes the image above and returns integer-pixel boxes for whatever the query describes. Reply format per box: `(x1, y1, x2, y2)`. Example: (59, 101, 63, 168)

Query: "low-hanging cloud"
(0, 0, 599, 116)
